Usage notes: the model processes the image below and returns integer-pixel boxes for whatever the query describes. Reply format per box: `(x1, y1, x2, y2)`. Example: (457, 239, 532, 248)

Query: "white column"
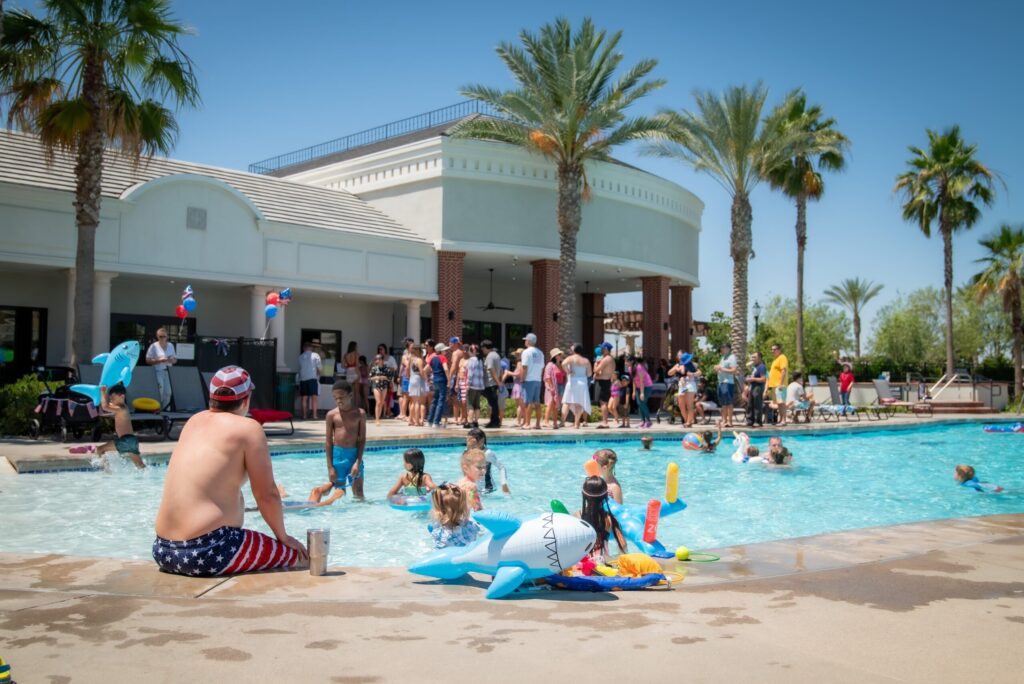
(63, 268, 75, 365)
(249, 285, 270, 339)
(91, 271, 117, 356)
(405, 299, 424, 343)
(270, 300, 288, 371)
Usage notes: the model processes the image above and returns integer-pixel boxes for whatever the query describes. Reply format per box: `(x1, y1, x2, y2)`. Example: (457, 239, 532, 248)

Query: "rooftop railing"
(248, 100, 498, 175)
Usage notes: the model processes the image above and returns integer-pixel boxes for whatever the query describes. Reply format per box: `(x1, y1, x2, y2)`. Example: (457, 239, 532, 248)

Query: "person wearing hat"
(520, 332, 545, 429)
(714, 342, 739, 427)
(153, 366, 308, 576)
(544, 347, 565, 428)
(426, 342, 450, 428)
(668, 351, 700, 427)
(593, 342, 616, 428)
(297, 341, 323, 420)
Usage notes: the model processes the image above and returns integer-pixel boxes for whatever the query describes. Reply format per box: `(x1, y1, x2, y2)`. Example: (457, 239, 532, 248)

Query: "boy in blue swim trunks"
(310, 380, 366, 504)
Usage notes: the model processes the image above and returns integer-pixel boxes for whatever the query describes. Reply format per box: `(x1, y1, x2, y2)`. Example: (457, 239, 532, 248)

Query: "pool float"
(731, 432, 752, 463)
(544, 573, 666, 592)
(132, 397, 161, 412)
(606, 462, 686, 558)
(409, 511, 596, 599)
(982, 423, 1024, 433)
(682, 432, 705, 451)
(70, 340, 140, 405)
(388, 493, 432, 511)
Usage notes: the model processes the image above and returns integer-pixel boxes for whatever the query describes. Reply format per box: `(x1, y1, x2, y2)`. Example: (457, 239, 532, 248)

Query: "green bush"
(0, 374, 49, 436)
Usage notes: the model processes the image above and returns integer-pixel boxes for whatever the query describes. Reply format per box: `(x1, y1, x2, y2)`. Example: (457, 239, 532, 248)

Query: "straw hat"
(549, 347, 564, 358)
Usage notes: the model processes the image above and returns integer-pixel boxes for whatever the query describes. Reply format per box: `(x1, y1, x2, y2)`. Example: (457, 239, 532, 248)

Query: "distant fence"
(196, 337, 276, 409)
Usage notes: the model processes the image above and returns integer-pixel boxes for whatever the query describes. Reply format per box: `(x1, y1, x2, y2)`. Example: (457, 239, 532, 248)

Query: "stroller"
(657, 378, 683, 424)
(29, 367, 104, 442)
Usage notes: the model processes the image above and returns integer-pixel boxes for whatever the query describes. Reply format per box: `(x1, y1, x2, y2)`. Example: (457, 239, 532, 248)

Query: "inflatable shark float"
(70, 340, 140, 405)
(409, 511, 597, 599)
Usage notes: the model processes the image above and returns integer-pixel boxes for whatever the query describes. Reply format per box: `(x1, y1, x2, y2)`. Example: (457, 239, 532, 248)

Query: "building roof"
(0, 129, 427, 243)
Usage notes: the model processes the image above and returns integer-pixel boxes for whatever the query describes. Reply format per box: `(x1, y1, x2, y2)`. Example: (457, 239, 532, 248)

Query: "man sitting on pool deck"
(153, 366, 308, 576)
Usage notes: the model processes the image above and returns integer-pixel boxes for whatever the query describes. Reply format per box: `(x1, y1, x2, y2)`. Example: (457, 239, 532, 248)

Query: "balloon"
(176, 305, 187, 319)
(279, 288, 292, 301)
(265, 304, 278, 319)
(266, 292, 280, 306)
(183, 297, 197, 312)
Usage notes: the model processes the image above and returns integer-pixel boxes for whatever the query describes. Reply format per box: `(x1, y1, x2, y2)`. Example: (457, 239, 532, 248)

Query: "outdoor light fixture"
(552, 312, 559, 322)
(663, 322, 669, 331)
(753, 300, 762, 336)
(447, 310, 454, 321)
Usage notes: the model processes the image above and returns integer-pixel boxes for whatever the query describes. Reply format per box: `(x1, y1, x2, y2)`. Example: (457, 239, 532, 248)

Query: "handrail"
(247, 100, 501, 175)
(929, 370, 972, 401)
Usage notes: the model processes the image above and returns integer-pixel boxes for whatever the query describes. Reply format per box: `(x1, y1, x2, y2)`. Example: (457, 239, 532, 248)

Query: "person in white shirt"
(146, 327, 176, 409)
(785, 372, 816, 422)
(519, 333, 545, 429)
(297, 342, 323, 420)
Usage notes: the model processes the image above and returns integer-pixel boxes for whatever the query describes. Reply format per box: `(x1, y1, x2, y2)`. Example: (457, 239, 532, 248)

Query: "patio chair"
(78, 363, 167, 438)
(196, 369, 293, 436)
(872, 379, 933, 417)
(164, 366, 209, 438)
(817, 376, 861, 422)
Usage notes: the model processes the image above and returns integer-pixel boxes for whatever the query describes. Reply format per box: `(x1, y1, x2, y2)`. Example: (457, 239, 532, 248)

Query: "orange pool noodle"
(584, 459, 601, 477)
(643, 499, 662, 543)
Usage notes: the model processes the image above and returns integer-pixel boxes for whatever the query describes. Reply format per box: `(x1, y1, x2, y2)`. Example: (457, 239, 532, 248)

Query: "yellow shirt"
(768, 354, 789, 389)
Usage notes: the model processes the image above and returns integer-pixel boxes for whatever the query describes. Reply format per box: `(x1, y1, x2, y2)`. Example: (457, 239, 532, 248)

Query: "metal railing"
(247, 100, 499, 175)
(928, 370, 974, 401)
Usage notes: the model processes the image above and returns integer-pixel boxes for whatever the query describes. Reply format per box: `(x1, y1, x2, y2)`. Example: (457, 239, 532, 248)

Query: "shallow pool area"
(1, 422, 1022, 567)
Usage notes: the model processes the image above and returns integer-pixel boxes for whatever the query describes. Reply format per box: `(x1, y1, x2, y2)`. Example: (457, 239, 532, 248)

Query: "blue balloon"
(265, 304, 278, 319)
(183, 297, 197, 312)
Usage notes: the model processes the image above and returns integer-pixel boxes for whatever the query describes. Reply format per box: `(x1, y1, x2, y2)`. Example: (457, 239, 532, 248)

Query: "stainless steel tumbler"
(307, 528, 330, 576)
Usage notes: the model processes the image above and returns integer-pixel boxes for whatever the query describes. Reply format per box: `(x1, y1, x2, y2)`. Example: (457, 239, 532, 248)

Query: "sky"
(18, 0, 1023, 340)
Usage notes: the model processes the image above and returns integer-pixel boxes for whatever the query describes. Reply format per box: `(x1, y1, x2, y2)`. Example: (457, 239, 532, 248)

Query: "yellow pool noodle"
(665, 462, 679, 503)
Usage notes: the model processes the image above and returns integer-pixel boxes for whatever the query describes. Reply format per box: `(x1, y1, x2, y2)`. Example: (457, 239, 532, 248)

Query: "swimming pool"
(0, 422, 1021, 567)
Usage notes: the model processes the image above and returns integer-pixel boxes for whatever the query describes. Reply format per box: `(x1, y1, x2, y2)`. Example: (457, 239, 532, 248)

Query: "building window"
(504, 323, 533, 356)
(0, 306, 47, 385)
(109, 313, 196, 365)
(300, 328, 340, 379)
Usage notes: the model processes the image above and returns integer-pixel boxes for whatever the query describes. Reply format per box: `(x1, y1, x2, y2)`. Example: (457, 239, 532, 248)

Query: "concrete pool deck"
(1, 412, 1016, 473)
(1, 513, 1022, 682)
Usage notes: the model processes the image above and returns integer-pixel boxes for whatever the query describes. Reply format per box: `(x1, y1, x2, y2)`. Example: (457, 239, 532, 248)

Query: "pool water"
(1, 423, 1022, 567)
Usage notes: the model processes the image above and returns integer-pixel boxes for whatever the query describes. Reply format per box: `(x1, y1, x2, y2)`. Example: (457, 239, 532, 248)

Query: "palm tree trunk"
(794, 193, 807, 371)
(853, 309, 861, 360)
(941, 225, 956, 378)
(556, 164, 583, 349)
(730, 193, 753, 361)
(71, 55, 107, 363)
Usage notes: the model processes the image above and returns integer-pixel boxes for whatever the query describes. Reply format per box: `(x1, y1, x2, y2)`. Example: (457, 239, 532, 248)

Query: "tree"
(751, 296, 851, 374)
(971, 225, 1024, 397)
(869, 289, 944, 369)
(455, 17, 665, 348)
(0, 0, 199, 362)
(823, 277, 883, 359)
(645, 84, 805, 361)
(894, 126, 998, 379)
(765, 92, 849, 372)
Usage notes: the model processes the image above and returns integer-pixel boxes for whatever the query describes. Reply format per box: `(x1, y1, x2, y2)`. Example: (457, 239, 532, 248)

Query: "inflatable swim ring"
(132, 397, 161, 412)
(983, 423, 1024, 433)
(682, 432, 705, 451)
(388, 493, 431, 511)
(544, 572, 666, 592)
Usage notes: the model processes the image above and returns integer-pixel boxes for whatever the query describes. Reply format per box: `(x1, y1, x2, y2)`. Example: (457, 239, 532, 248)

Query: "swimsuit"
(152, 526, 301, 577)
(114, 433, 139, 456)
(331, 445, 363, 489)
(429, 519, 481, 548)
(369, 364, 392, 392)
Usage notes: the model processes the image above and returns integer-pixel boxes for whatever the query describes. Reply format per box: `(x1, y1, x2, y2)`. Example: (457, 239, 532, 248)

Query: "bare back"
(154, 409, 268, 540)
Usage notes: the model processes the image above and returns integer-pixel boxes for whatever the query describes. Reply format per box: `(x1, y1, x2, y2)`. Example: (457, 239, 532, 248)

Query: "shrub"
(0, 374, 49, 436)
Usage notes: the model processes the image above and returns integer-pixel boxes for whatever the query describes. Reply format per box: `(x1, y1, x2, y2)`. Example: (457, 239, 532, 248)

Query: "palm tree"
(894, 126, 998, 379)
(823, 277, 883, 360)
(454, 17, 666, 347)
(0, 0, 198, 362)
(972, 225, 1024, 398)
(644, 84, 805, 360)
(765, 92, 849, 372)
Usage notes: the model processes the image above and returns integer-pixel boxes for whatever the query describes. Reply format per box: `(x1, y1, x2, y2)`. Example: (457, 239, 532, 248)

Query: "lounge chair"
(817, 376, 861, 422)
(872, 379, 933, 417)
(77, 363, 168, 438)
(164, 366, 209, 439)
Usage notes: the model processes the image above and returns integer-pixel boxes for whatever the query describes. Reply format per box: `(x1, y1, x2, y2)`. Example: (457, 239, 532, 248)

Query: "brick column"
(530, 259, 559, 351)
(641, 276, 670, 363)
(431, 251, 465, 343)
(581, 292, 605, 355)
(670, 285, 693, 356)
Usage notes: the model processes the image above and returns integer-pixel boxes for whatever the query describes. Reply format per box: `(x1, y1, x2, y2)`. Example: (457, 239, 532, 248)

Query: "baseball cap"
(209, 366, 254, 402)
(601, 342, 613, 351)
(449, 336, 461, 344)
(523, 332, 537, 344)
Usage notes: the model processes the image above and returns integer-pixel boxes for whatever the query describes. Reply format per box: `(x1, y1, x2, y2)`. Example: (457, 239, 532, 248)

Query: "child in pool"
(954, 464, 1004, 493)
(428, 482, 481, 549)
(309, 380, 366, 505)
(90, 383, 145, 469)
(700, 419, 724, 453)
(577, 476, 627, 562)
(387, 448, 437, 497)
(457, 448, 487, 511)
(730, 431, 760, 463)
(640, 436, 653, 450)
(466, 427, 510, 495)
(592, 448, 623, 503)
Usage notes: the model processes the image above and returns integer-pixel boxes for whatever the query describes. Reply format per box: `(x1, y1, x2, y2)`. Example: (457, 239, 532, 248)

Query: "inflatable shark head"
(69, 340, 141, 406)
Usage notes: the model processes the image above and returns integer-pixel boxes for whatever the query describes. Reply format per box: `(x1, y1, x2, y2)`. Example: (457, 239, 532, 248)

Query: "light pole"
(752, 300, 762, 338)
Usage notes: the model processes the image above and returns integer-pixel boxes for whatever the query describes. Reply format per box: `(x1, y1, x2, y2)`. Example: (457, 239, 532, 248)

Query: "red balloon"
(176, 304, 187, 319)
(266, 292, 280, 305)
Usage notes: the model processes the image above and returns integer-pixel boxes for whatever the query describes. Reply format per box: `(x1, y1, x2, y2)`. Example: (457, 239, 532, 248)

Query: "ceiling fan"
(478, 268, 515, 311)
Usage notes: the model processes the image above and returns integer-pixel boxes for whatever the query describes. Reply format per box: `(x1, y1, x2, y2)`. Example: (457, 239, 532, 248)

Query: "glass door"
(0, 306, 48, 385)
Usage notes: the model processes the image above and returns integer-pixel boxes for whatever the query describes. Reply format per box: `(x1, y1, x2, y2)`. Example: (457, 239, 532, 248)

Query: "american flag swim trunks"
(152, 526, 301, 577)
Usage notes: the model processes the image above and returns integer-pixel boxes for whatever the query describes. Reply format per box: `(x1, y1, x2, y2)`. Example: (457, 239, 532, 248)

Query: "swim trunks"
(331, 445, 363, 489)
(152, 526, 300, 576)
(114, 433, 140, 456)
(596, 379, 612, 403)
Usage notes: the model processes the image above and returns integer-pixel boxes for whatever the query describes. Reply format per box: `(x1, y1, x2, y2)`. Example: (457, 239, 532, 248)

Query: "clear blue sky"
(36, 0, 1024, 338)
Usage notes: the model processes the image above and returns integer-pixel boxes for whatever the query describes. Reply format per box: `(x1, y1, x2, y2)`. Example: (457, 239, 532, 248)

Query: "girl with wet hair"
(579, 475, 627, 560)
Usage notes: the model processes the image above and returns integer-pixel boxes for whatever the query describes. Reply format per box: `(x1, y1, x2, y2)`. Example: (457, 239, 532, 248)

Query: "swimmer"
(576, 476, 627, 563)
(466, 427, 510, 495)
(92, 383, 145, 469)
(764, 435, 792, 466)
(954, 464, 1004, 493)
(592, 448, 623, 503)
(310, 380, 366, 505)
(457, 448, 487, 511)
(700, 418, 724, 453)
(640, 436, 654, 450)
(387, 448, 436, 497)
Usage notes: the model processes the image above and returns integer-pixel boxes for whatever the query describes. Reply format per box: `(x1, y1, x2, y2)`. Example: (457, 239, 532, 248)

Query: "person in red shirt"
(839, 364, 855, 406)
